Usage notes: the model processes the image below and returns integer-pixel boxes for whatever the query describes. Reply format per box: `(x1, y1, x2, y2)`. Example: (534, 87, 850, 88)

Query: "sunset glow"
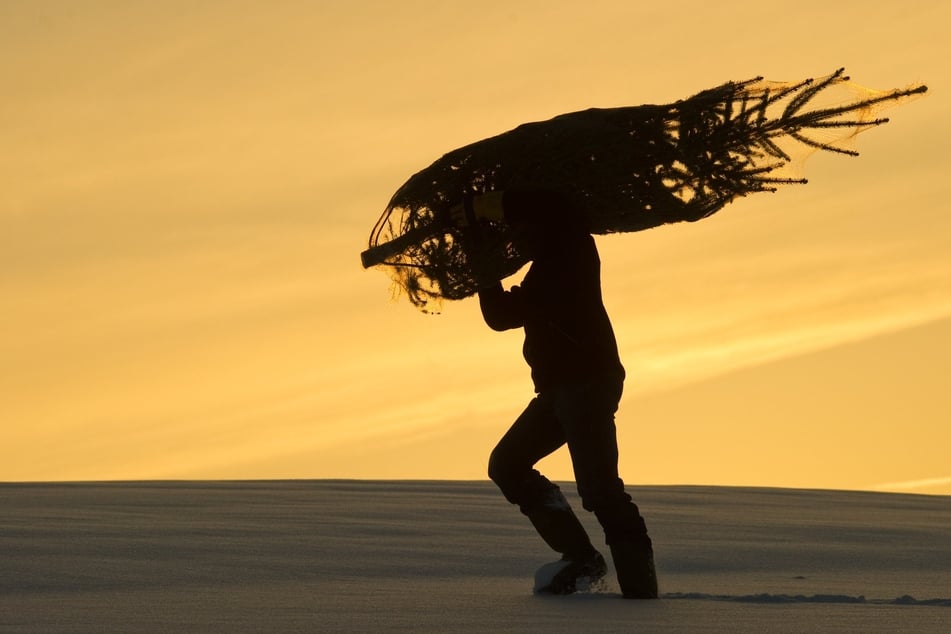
(2, 1, 949, 493)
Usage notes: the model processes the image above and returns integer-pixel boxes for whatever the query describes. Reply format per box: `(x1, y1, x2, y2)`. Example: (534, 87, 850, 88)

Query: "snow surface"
(2, 481, 949, 632)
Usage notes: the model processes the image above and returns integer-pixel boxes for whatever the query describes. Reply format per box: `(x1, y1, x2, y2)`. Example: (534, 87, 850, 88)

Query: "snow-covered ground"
(2, 481, 949, 632)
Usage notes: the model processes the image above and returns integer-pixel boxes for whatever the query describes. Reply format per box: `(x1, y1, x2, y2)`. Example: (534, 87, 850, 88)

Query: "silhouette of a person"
(456, 189, 658, 598)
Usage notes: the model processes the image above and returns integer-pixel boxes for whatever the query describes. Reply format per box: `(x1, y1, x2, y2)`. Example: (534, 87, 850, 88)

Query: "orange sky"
(2, 1, 949, 493)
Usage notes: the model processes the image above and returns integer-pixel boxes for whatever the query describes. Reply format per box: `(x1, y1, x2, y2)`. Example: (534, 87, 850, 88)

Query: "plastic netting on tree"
(361, 69, 926, 312)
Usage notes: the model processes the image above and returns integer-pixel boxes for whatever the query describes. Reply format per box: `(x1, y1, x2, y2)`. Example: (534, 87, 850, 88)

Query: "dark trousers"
(487, 374, 650, 546)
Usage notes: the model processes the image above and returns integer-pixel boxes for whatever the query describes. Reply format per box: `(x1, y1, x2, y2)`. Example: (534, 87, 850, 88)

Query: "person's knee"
(588, 495, 649, 545)
(488, 449, 526, 506)
(576, 477, 630, 513)
(487, 446, 507, 486)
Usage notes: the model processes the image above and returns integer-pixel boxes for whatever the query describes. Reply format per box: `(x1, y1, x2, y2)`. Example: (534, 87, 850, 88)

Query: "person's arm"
(478, 281, 525, 331)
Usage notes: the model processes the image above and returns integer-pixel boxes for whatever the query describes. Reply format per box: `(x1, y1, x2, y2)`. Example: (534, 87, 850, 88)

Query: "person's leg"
(553, 376, 658, 598)
(487, 395, 566, 513)
(488, 395, 603, 592)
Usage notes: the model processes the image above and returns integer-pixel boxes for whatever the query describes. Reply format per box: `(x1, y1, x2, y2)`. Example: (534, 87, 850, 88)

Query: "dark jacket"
(478, 191, 624, 392)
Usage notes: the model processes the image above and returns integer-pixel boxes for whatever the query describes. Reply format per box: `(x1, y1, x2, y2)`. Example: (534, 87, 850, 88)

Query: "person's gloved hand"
(449, 190, 505, 227)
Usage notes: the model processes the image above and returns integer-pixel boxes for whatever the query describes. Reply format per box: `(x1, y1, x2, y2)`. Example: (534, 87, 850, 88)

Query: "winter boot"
(524, 490, 606, 594)
(534, 551, 607, 594)
(609, 541, 658, 599)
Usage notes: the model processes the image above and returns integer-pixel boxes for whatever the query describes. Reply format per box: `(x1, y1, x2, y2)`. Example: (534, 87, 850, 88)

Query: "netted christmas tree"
(361, 69, 926, 312)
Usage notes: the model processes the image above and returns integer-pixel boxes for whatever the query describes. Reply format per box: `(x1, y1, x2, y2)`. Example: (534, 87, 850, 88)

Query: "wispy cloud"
(872, 476, 951, 493)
